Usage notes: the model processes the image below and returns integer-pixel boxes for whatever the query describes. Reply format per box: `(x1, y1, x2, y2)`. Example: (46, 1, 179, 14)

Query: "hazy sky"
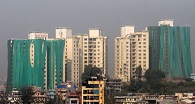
(0, 0, 195, 80)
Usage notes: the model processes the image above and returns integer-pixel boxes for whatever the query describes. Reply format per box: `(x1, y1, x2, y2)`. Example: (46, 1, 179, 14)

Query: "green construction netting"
(148, 26, 192, 78)
(7, 39, 65, 93)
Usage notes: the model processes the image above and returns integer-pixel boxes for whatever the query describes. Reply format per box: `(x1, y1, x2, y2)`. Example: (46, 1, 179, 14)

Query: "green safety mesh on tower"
(6, 39, 65, 93)
(148, 25, 192, 78)
(45, 40, 65, 89)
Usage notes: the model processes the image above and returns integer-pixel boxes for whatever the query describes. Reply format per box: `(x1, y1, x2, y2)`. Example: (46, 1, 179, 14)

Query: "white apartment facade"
(115, 26, 149, 82)
(55, 27, 80, 87)
(76, 29, 108, 77)
(55, 28, 107, 87)
(65, 37, 80, 86)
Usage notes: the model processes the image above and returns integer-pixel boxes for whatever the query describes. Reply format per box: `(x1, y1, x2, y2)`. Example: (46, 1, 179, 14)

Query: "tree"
(21, 86, 34, 104)
(81, 65, 102, 84)
(128, 79, 143, 92)
(104, 89, 116, 104)
(184, 78, 193, 82)
(144, 69, 165, 94)
(0, 92, 6, 104)
(136, 65, 142, 79)
(129, 79, 137, 92)
(144, 69, 165, 83)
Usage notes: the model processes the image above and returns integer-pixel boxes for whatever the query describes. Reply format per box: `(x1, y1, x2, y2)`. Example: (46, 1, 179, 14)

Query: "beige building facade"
(82, 77, 104, 104)
(55, 28, 107, 87)
(76, 29, 108, 77)
(55, 27, 80, 86)
(65, 37, 80, 86)
(115, 26, 149, 82)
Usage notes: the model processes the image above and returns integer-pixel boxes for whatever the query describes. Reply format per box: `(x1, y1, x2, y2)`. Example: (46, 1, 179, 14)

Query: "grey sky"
(0, 0, 195, 80)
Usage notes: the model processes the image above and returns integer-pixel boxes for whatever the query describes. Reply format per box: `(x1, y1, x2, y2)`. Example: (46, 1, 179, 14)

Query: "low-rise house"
(175, 93, 194, 100)
(156, 95, 178, 104)
(114, 93, 179, 104)
(66, 92, 80, 104)
(56, 82, 79, 103)
(32, 86, 47, 103)
(7, 88, 21, 103)
(105, 78, 122, 93)
(114, 95, 148, 104)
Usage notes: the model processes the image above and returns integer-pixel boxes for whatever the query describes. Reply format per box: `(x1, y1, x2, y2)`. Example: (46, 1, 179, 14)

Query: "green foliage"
(122, 69, 167, 94)
(0, 92, 6, 104)
(104, 89, 116, 104)
(81, 65, 102, 84)
(184, 78, 193, 82)
(121, 68, 195, 95)
(136, 65, 142, 79)
(144, 69, 165, 83)
(121, 83, 129, 91)
(122, 80, 143, 93)
(143, 69, 165, 94)
(21, 86, 34, 104)
(129, 79, 143, 92)
(159, 81, 195, 94)
(121, 67, 195, 95)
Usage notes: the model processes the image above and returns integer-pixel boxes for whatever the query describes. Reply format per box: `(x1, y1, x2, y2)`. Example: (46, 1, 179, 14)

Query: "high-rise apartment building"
(55, 28, 107, 87)
(147, 20, 192, 78)
(65, 37, 80, 86)
(55, 27, 81, 87)
(76, 29, 108, 77)
(115, 26, 149, 82)
(6, 38, 65, 93)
